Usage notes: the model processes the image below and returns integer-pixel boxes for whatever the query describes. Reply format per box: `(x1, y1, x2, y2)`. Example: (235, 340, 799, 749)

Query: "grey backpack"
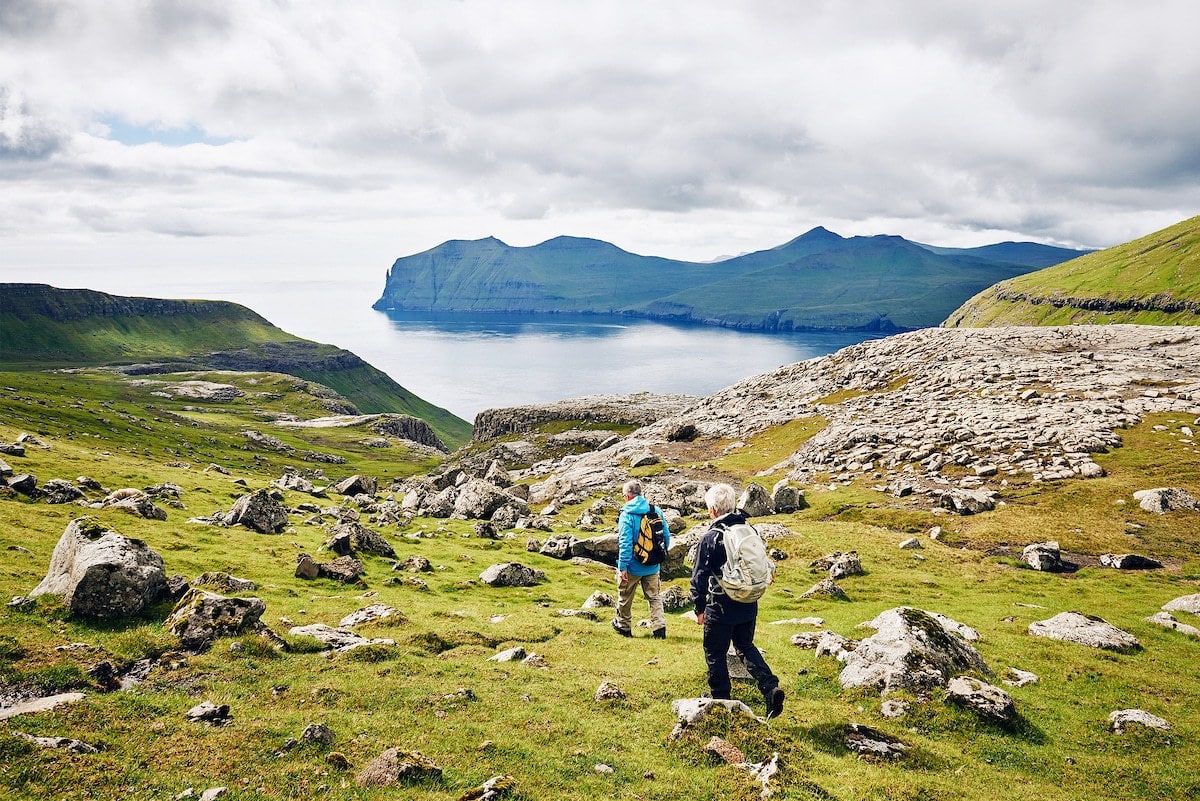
(717, 522, 775, 602)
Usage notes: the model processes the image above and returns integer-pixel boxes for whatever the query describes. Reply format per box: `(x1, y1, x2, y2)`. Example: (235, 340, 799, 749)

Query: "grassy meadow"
(945, 215, 1200, 327)
(1, 368, 1199, 800)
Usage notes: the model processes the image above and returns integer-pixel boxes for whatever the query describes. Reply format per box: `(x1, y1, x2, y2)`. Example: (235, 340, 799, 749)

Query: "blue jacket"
(616, 495, 671, 576)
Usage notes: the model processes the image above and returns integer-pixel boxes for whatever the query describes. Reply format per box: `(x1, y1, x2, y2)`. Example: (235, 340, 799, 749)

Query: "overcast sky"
(2, 0, 1199, 287)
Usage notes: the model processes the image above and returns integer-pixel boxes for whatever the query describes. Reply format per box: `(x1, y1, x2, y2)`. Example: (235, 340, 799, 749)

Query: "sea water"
(5, 272, 883, 422)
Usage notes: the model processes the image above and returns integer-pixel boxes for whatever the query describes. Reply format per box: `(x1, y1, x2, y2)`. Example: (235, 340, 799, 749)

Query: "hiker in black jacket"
(690, 482, 784, 718)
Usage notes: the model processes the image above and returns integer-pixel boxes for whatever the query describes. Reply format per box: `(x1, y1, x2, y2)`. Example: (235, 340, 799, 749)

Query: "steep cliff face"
(0, 283, 267, 324)
(374, 230, 1081, 332)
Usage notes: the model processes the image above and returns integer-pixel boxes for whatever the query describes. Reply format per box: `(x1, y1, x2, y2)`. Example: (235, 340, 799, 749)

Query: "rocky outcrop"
(274, 414, 447, 452)
(28, 518, 167, 619)
(472, 393, 698, 442)
(516, 326, 1200, 513)
(165, 589, 266, 651)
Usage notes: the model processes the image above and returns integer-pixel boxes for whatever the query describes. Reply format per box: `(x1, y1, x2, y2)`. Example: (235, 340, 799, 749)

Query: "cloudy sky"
(2, 0, 1199, 288)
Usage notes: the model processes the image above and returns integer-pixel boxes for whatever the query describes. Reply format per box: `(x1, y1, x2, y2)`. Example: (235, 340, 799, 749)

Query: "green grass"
(946, 215, 1200, 327)
(2, 371, 1199, 800)
(0, 285, 471, 449)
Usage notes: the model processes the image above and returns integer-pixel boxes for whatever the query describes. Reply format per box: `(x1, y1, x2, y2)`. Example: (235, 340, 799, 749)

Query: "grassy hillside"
(945, 215, 1200, 327)
(0, 284, 470, 449)
(375, 229, 1086, 332)
(647, 236, 1033, 330)
(2, 370, 1198, 800)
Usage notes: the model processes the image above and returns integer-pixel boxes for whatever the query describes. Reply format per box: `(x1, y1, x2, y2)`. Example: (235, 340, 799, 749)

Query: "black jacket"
(690, 511, 757, 625)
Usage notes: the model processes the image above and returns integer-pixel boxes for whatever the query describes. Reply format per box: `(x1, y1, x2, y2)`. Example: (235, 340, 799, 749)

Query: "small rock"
(844, 724, 909, 759)
(800, 578, 848, 600)
(1022, 541, 1062, 571)
(1133, 487, 1200, 514)
(945, 676, 1016, 724)
(186, 701, 231, 725)
(880, 699, 909, 719)
(356, 747, 442, 787)
(487, 646, 526, 663)
(669, 697, 762, 739)
(301, 723, 335, 746)
(704, 736, 744, 764)
(1099, 553, 1163, 570)
(457, 774, 517, 801)
(899, 537, 922, 550)
(1144, 612, 1200, 639)
(582, 591, 616, 609)
(1002, 668, 1040, 687)
(1109, 709, 1171, 734)
(594, 681, 626, 702)
(479, 563, 543, 587)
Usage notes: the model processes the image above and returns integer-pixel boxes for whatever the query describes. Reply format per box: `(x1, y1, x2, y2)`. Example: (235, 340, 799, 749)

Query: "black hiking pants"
(702, 613, 778, 702)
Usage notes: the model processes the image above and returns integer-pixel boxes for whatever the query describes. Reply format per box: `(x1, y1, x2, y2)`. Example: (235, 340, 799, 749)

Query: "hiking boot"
(651, 627, 666, 639)
(611, 619, 632, 638)
(765, 686, 785, 719)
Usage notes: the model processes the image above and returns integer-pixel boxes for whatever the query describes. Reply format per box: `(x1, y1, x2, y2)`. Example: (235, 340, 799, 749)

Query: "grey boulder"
(479, 563, 544, 587)
(1028, 611, 1140, 651)
(838, 607, 989, 694)
(29, 518, 167, 619)
(945, 676, 1016, 725)
(1099, 553, 1162, 570)
(1021, 541, 1062, 571)
(737, 484, 774, 517)
(453, 478, 513, 520)
(1162, 593, 1200, 615)
(41, 479, 85, 504)
(1133, 487, 1199, 514)
(332, 474, 377, 497)
(165, 588, 266, 651)
(223, 489, 288, 533)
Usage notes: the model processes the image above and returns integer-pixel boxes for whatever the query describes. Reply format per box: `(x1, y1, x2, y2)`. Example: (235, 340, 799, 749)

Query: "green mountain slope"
(375, 228, 1086, 331)
(0, 284, 471, 448)
(944, 215, 1200, 327)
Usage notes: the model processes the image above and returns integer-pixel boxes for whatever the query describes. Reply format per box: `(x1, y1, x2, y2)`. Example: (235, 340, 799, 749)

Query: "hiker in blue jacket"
(613, 479, 670, 639)
(690, 483, 784, 718)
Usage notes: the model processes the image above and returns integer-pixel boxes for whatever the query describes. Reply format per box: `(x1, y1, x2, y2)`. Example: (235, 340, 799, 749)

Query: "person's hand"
(696, 611, 705, 626)
(617, 569, 629, 586)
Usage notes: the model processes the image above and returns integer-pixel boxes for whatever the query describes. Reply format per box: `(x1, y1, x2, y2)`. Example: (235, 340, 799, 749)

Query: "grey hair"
(704, 483, 737, 515)
(622, 479, 643, 497)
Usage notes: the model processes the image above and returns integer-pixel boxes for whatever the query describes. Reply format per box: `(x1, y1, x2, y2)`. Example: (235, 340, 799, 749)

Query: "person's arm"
(690, 529, 715, 619)
(616, 510, 633, 582)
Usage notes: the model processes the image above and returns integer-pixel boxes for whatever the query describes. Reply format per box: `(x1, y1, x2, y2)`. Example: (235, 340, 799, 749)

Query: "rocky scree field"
(1, 328, 1199, 801)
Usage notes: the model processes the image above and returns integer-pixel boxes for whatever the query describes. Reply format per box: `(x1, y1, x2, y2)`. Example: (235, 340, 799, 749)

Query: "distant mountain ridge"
(374, 228, 1089, 331)
(0, 283, 471, 448)
(944, 215, 1200, 327)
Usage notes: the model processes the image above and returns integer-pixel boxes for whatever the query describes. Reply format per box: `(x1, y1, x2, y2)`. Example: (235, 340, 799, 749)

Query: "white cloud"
(0, 0, 1198, 282)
